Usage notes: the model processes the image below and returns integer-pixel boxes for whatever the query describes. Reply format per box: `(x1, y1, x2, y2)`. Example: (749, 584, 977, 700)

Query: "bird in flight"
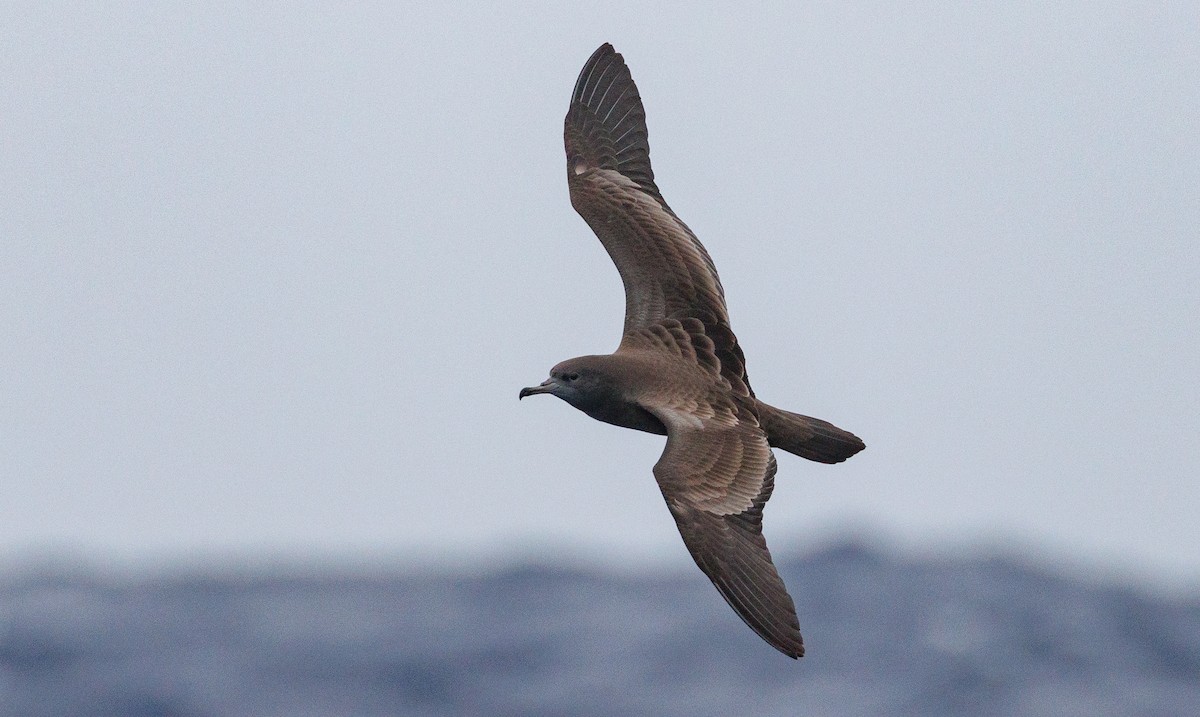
(520, 43, 865, 658)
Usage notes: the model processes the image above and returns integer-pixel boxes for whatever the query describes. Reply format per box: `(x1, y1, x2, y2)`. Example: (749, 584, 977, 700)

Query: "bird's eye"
(565, 372, 580, 382)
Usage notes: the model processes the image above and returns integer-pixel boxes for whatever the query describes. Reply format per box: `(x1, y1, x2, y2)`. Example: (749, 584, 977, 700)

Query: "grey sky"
(2, 3, 1197, 589)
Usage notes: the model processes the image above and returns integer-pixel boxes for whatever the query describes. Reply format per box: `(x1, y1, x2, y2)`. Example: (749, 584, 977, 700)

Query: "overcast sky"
(2, 3, 1197, 590)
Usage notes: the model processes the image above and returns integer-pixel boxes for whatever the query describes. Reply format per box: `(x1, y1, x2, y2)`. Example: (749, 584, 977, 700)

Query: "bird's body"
(521, 44, 865, 658)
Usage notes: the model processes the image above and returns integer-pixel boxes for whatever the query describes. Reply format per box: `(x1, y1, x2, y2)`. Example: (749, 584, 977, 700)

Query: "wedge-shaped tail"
(756, 402, 866, 464)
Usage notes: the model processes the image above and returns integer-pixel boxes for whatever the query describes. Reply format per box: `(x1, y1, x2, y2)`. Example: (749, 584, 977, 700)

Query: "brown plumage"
(520, 43, 865, 658)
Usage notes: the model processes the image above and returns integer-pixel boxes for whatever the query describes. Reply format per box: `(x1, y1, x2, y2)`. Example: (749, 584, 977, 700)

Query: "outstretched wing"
(644, 393, 804, 658)
(564, 44, 731, 338)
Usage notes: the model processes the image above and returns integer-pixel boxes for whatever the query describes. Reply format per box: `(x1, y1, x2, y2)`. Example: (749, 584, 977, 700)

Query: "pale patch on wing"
(654, 397, 732, 428)
(648, 398, 767, 516)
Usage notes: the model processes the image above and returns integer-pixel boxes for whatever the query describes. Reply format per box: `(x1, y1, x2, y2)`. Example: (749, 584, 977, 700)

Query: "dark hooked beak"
(518, 378, 556, 400)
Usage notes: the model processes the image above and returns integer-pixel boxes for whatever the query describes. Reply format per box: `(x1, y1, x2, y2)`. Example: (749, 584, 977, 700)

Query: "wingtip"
(751, 621, 806, 660)
(580, 42, 617, 72)
(767, 630, 805, 659)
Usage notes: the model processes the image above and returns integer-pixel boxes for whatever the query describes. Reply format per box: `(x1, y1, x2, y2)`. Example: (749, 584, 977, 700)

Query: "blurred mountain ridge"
(1, 540, 1197, 717)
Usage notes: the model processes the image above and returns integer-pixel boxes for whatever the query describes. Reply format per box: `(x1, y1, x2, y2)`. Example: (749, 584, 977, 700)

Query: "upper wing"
(564, 43, 730, 337)
(644, 393, 804, 658)
(621, 316, 755, 402)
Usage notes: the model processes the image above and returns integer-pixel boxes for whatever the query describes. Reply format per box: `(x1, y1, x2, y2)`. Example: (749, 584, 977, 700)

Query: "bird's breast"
(579, 398, 667, 436)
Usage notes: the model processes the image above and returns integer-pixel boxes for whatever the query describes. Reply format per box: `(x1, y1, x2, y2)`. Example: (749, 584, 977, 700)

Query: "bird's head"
(519, 357, 613, 409)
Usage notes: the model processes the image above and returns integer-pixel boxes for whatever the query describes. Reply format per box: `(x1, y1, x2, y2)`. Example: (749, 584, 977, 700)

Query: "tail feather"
(755, 401, 865, 464)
